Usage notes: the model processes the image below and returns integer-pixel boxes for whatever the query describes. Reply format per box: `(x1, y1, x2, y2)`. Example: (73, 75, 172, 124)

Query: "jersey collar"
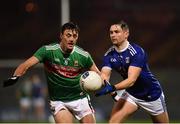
(59, 43, 75, 54)
(114, 41, 129, 52)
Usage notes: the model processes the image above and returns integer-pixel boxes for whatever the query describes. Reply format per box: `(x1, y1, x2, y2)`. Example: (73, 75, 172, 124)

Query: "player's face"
(110, 25, 129, 46)
(60, 29, 78, 52)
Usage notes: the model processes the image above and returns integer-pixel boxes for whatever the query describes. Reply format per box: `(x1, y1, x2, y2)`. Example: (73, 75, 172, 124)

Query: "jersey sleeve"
(102, 55, 112, 69)
(130, 48, 146, 68)
(85, 52, 94, 68)
(33, 46, 46, 63)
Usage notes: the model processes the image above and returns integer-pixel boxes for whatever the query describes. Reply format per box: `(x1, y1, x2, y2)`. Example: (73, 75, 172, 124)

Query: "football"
(80, 71, 103, 92)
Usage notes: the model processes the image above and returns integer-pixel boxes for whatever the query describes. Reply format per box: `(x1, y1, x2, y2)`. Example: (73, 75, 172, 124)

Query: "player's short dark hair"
(116, 20, 129, 31)
(61, 22, 80, 34)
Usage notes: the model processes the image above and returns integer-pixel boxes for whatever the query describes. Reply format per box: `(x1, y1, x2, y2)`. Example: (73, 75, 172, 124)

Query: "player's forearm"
(114, 78, 136, 90)
(114, 66, 140, 90)
(100, 68, 111, 84)
(13, 56, 39, 76)
(13, 63, 30, 76)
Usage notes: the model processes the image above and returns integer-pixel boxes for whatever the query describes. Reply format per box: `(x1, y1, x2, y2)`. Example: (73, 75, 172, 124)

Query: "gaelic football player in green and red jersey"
(12, 22, 100, 123)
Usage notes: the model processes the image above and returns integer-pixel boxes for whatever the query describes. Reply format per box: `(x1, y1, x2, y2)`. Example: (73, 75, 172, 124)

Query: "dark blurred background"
(0, 0, 179, 123)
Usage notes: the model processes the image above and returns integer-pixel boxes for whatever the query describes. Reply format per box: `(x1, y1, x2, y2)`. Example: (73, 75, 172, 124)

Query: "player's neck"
(115, 40, 129, 52)
(60, 42, 73, 54)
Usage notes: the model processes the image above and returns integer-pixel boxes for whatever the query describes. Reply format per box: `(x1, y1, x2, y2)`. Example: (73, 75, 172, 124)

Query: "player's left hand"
(95, 80, 116, 97)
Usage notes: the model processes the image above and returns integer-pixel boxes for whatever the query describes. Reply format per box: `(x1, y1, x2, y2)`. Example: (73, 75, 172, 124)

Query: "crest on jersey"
(110, 58, 117, 62)
(125, 57, 130, 63)
(74, 60, 78, 66)
(64, 59, 68, 65)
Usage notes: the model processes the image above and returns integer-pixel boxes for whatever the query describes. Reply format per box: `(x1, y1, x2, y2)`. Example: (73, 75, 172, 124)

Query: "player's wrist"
(111, 85, 116, 91)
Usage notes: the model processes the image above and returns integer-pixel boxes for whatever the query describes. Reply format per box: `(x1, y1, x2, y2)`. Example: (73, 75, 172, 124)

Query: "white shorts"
(49, 97, 94, 120)
(32, 97, 45, 107)
(20, 98, 31, 108)
(119, 91, 167, 115)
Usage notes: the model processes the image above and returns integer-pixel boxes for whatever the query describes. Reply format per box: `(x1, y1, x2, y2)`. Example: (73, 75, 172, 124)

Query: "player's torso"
(105, 43, 162, 101)
(44, 47, 83, 78)
(43, 44, 90, 101)
(108, 48, 130, 78)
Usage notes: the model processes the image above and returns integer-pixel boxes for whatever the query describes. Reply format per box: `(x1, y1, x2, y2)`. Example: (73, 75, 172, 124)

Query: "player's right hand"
(95, 80, 116, 97)
(3, 76, 20, 87)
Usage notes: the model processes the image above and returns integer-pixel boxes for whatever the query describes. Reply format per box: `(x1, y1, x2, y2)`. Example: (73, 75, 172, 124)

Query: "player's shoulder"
(44, 42, 60, 50)
(104, 46, 115, 56)
(74, 45, 90, 58)
(128, 42, 145, 56)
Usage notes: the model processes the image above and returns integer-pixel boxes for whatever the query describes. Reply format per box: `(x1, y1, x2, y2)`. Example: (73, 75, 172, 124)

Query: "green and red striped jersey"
(34, 43, 94, 101)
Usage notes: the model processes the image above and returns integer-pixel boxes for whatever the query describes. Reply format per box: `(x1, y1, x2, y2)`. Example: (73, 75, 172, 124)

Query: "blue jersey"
(103, 42, 162, 101)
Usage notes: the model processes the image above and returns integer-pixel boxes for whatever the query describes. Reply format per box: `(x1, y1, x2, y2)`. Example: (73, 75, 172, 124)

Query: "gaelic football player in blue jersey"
(95, 20, 169, 123)
(10, 22, 100, 123)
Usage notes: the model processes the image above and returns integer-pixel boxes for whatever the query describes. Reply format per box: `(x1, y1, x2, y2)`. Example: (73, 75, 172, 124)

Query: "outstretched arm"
(3, 56, 39, 87)
(14, 56, 39, 76)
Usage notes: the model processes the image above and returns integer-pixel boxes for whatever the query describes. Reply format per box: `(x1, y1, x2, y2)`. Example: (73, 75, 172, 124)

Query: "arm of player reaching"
(13, 56, 39, 76)
(95, 66, 141, 97)
(3, 56, 39, 87)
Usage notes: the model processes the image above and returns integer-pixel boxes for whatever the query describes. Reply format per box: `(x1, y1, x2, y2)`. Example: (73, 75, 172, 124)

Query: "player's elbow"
(128, 78, 136, 87)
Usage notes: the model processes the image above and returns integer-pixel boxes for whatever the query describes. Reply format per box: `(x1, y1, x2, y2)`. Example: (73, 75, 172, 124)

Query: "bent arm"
(114, 66, 141, 90)
(13, 56, 39, 76)
(89, 63, 101, 75)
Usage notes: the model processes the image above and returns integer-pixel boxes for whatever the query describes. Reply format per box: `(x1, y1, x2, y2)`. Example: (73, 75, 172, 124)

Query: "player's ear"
(60, 33, 63, 39)
(124, 30, 129, 39)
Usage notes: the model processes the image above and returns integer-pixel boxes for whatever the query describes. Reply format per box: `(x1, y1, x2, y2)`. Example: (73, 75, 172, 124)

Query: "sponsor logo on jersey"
(44, 61, 81, 78)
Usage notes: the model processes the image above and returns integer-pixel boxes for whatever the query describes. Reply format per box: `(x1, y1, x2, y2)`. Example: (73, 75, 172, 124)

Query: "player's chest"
(46, 52, 81, 67)
(110, 53, 131, 68)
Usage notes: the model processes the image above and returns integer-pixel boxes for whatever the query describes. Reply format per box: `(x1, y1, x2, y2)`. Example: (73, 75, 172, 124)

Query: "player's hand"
(111, 92, 120, 102)
(3, 76, 20, 87)
(95, 80, 116, 97)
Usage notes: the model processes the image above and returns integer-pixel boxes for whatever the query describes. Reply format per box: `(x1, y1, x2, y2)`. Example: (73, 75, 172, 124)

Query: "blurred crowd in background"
(0, 0, 179, 123)
(16, 74, 47, 121)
